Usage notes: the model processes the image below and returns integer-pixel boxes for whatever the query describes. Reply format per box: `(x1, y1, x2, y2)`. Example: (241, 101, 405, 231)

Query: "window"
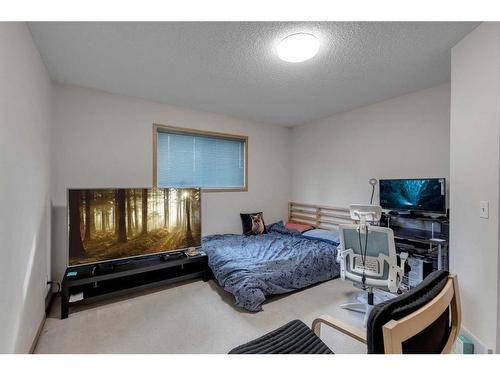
(153, 124, 248, 192)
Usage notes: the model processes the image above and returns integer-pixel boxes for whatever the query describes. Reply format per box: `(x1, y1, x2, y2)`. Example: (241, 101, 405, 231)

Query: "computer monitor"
(379, 178, 446, 214)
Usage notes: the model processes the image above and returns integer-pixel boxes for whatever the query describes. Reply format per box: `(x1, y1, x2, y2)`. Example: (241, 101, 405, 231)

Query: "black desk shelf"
(61, 252, 210, 319)
(382, 215, 449, 272)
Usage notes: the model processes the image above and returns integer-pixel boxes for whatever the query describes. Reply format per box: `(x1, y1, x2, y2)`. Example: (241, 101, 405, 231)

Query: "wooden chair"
(229, 271, 461, 354)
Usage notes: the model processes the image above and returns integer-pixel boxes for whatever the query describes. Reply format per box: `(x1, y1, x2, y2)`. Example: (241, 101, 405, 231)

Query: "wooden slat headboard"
(288, 202, 352, 230)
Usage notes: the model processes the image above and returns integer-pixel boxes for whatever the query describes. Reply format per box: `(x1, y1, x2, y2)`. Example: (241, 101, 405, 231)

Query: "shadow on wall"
(11, 204, 49, 353)
(51, 204, 67, 283)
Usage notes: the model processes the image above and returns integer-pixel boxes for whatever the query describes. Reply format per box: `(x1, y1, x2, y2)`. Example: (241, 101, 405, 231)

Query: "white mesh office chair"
(337, 205, 407, 326)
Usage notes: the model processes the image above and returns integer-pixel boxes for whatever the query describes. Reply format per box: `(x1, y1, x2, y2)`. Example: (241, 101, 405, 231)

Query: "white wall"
(50, 84, 290, 281)
(450, 22, 500, 353)
(0, 23, 52, 353)
(290, 84, 451, 207)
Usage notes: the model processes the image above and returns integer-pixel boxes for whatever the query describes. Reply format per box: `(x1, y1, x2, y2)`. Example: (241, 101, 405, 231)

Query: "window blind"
(157, 131, 245, 189)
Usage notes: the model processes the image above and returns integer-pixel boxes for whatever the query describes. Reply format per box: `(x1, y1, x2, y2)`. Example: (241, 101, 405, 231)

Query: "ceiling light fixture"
(277, 33, 320, 63)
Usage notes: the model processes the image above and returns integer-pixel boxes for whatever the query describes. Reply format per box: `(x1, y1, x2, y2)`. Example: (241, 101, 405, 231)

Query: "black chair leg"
(368, 291, 374, 306)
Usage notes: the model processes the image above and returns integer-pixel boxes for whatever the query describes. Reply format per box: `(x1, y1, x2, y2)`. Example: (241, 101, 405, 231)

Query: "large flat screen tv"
(68, 188, 201, 266)
(379, 178, 446, 214)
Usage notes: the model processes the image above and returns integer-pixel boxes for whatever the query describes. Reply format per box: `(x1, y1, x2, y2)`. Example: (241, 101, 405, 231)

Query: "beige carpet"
(35, 278, 367, 354)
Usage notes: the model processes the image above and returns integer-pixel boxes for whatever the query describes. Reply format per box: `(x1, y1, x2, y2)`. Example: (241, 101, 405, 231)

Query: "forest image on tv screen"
(68, 188, 201, 266)
(379, 179, 445, 212)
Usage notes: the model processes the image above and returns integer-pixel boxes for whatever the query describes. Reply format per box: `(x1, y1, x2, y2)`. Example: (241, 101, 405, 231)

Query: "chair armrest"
(312, 315, 367, 344)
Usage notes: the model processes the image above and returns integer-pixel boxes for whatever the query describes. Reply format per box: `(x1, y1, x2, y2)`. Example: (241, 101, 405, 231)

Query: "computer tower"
(407, 256, 434, 287)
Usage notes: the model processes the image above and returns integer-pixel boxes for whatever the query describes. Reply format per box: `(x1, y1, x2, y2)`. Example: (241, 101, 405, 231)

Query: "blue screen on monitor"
(379, 178, 446, 213)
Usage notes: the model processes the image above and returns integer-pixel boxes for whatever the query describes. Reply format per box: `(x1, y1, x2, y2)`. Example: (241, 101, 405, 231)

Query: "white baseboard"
(29, 287, 53, 354)
(29, 314, 46, 354)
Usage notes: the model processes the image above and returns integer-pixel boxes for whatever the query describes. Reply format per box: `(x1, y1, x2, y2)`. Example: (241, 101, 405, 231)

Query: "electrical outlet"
(480, 201, 489, 219)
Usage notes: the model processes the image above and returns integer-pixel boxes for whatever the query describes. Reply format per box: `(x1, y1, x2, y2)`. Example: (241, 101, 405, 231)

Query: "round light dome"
(277, 33, 320, 63)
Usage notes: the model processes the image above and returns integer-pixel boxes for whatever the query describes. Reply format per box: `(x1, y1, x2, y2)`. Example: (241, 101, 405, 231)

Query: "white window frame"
(153, 123, 248, 192)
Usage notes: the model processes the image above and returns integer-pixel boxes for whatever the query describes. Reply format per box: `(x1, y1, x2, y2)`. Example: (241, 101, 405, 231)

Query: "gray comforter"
(202, 222, 339, 312)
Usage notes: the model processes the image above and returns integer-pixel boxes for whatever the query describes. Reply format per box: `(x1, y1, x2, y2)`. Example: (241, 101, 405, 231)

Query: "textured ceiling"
(29, 22, 478, 126)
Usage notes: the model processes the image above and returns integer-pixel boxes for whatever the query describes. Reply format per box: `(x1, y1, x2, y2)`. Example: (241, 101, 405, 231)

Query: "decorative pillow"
(240, 212, 267, 235)
(285, 221, 314, 233)
(301, 228, 340, 246)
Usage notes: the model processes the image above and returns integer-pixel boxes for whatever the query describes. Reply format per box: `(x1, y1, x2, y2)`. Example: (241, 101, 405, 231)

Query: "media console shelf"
(61, 251, 209, 319)
(382, 212, 449, 271)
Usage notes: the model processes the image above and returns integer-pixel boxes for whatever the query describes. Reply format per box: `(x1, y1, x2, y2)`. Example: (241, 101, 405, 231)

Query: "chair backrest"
(367, 271, 461, 354)
(339, 224, 398, 284)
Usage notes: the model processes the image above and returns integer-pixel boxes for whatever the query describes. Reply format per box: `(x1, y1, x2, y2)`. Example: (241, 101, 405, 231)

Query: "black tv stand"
(160, 251, 185, 261)
(91, 262, 114, 273)
(61, 251, 210, 319)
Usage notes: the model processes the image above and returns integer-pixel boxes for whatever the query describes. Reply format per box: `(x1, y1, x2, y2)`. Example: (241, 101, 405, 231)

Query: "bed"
(202, 202, 351, 312)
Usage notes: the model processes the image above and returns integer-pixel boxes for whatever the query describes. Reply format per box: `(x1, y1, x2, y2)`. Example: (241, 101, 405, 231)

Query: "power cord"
(46, 281, 61, 294)
(370, 184, 375, 205)
(357, 224, 369, 288)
